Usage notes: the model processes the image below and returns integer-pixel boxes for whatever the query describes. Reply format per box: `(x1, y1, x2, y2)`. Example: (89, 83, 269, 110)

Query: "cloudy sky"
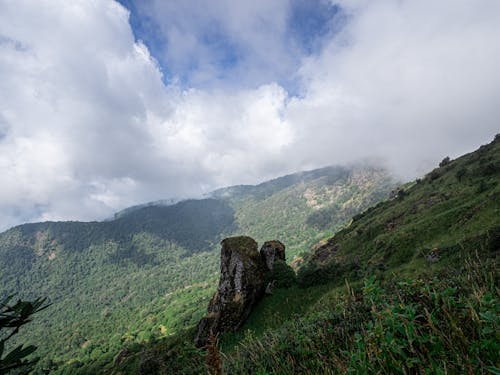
(0, 0, 499, 230)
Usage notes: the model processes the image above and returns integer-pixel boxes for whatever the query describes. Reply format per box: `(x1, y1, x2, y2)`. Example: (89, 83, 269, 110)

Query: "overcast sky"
(0, 0, 499, 230)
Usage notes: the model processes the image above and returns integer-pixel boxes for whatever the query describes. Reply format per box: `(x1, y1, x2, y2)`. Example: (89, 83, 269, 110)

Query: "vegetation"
(1, 135, 498, 373)
(0, 165, 394, 372)
(266, 260, 296, 289)
(1, 296, 49, 374)
(105, 135, 499, 374)
(223, 259, 498, 374)
(106, 257, 498, 374)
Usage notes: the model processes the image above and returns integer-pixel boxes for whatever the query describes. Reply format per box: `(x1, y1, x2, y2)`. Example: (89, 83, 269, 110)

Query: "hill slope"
(107, 135, 499, 374)
(215, 165, 395, 258)
(299, 136, 500, 283)
(0, 164, 395, 371)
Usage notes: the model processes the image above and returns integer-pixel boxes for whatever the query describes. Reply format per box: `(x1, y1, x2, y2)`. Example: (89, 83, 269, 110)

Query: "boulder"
(260, 240, 286, 270)
(195, 236, 268, 347)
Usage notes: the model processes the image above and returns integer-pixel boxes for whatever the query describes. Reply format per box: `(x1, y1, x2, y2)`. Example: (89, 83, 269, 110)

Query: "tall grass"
(222, 256, 498, 374)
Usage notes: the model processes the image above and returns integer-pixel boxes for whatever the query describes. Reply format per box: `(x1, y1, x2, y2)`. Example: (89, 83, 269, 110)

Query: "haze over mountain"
(1, 0, 499, 230)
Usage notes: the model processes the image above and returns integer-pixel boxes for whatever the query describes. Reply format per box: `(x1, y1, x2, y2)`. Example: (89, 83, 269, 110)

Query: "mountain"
(105, 135, 499, 374)
(213, 165, 395, 258)
(0, 164, 396, 372)
(111, 198, 182, 220)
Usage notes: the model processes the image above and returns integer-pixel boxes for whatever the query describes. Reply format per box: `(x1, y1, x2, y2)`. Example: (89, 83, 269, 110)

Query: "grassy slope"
(0, 165, 395, 372)
(309, 135, 500, 273)
(109, 136, 499, 374)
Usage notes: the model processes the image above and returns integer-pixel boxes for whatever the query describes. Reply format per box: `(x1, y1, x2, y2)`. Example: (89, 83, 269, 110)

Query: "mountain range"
(0, 164, 397, 372)
(2, 134, 499, 373)
(108, 134, 499, 375)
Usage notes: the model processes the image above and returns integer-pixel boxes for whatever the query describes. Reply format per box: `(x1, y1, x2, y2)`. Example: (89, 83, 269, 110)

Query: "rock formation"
(194, 236, 286, 347)
(260, 240, 285, 270)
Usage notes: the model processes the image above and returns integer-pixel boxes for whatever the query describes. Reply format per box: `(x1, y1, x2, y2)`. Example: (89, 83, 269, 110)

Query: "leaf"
(487, 366, 500, 375)
(2, 344, 37, 364)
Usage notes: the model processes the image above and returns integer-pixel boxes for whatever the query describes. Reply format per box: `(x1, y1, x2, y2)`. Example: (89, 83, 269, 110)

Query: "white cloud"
(0, 0, 170, 229)
(0, 0, 294, 230)
(137, 0, 297, 88)
(0, 0, 499, 230)
(153, 83, 293, 185)
(285, 0, 500, 175)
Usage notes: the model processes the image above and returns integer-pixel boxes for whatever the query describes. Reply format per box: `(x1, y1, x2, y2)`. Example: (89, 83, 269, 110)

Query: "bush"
(439, 156, 451, 167)
(427, 169, 442, 181)
(296, 259, 360, 288)
(455, 167, 467, 181)
(348, 274, 499, 374)
(267, 261, 296, 288)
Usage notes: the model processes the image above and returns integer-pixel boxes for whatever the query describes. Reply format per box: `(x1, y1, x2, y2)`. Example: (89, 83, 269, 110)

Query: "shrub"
(296, 259, 360, 288)
(427, 169, 442, 181)
(267, 260, 296, 288)
(439, 156, 451, 167)
(455, 167, 467, 181)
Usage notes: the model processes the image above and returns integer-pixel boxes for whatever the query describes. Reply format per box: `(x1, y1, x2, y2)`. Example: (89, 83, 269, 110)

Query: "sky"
(0, 0, 499, 230)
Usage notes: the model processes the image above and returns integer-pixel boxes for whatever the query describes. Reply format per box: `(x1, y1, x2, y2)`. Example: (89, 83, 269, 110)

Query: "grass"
(221, 256, 498, 374)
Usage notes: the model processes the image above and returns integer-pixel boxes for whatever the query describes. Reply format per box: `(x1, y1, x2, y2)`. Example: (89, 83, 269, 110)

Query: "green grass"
(220, 283, 337, 351)
(105, 252, 497, 374)
(221, 257, 498, 374)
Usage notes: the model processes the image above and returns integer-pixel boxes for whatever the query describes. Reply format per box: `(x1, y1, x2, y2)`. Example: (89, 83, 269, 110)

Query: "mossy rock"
(221, 236, 259, 259)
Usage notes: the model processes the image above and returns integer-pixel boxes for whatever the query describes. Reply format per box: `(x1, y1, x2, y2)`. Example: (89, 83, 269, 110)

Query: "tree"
(0, 295, 50, 374)
(439, 156, 451, 167)
(455, 167, 467, 182)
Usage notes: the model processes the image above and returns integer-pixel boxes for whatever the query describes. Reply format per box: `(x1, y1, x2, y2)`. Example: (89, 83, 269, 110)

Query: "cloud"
(152, 83, 293, 186)
(286, 0, 500, 175)
(133, 0, 295, 88)
(0, 0, 499, 230)
(0, 0, 170, 228)
(0, 0, 294, 230)
(125, 0, 339, 89)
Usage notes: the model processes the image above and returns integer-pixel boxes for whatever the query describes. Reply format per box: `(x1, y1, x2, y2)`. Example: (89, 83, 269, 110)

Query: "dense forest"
(0, 165, 396, 373)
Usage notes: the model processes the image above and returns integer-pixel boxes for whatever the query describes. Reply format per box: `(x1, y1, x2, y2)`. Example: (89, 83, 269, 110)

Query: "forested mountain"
(214, 165, 395, 258)
(103, 135, 499, 375)
(0, 164, 396, 372)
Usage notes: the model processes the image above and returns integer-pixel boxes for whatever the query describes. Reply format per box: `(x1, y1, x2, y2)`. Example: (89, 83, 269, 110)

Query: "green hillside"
(0, 165, 395, 373)
(105, 135, 499, 374)
(215, 165, 394, 259)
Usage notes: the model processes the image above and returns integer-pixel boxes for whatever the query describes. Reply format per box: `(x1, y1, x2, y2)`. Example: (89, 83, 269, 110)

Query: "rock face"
(260, 240, 286, 270)
(194, 237, 285, 347)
